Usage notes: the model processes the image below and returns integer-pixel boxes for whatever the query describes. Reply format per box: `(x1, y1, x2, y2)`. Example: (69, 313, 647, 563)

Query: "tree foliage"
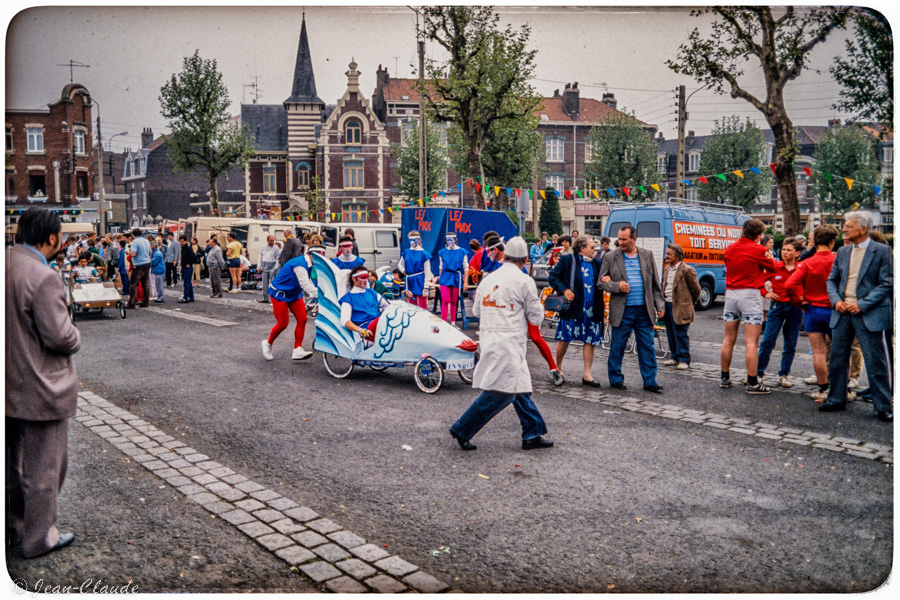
(159, 50, 256, 216)
(392, 120, 450, 204)
(666, 7, 849, 234)
(419, 6, 541, 209)
(303, 175, 326, 221)
(696, 116, 769, 209)
(538, 190, 563, 236)
(808, 124, 879, 212)
(584, 112, 662, 201)
(831, 13, 893, 131)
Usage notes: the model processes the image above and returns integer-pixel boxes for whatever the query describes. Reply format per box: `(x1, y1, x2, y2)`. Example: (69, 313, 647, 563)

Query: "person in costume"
(437, 232, 469, 324)
(340, 265, 391, 344)
(332, 236, 366, 270)
(261, 245, 324, 362)
(398, 230, 432, 308)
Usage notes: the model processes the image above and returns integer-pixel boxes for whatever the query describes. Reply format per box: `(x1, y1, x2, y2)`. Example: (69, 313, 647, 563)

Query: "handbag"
(543, 256, 577, 313)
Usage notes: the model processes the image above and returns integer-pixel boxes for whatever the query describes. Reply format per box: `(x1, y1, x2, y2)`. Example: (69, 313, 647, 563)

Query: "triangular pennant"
(622, 187, 630, 197)
(874, 185, 882, 195)
(803, 167, 812, 178)
(683, 180, 692, 187)
(592, 189, 599, 198)
(528, 190, 533, 199)
(769, 163, 778, 176)
(564, 190, 571, 199)
(651, 183, 660, 192)
(732, 170, 744, 179)
(698, 177, 708, 184)
(638, 186, 645, 194)
(607, 188, 615, 197)
(716, 174, 727, 182)
(478, 175, 483, 184)
(475, 183, 481, 193)
(824, 172, 832, 183)
(440, 191, 446, 198)
(576, 190, 583, 199)
(495, 186, 500, 196)
(540, 191, 546, 199)
(516, 189, 522, 199)
(553, 191, 561, 198)
(844, 178, 854, 190)
(466, 178, 473, 188)
(457, 183, 463, 191)
(749, 167, 761, 175)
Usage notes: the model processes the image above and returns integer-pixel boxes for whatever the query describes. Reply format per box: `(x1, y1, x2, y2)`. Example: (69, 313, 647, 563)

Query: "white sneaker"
(803, 375, 818, 385)
(847, 390, 857, 402)
(551, 370, 565, 386)
(261, 340, 274, 361)
(676, 362, 689, 370)
(291, 346, 313, 361)
(848, 378, 859, 389)
(779, 375, 793, 388)
(663, 359, 677, 366)
(810, 390, 827, 402)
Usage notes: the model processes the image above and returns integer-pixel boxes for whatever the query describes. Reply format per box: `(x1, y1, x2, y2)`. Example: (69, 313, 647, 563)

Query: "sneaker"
(291, 346, 313, 361)
(720, 377, 732, 388)
(261, 340, 274, 361)
(779, 375, 793, 388)
(676, 362, 689, 370)
(847, 390, 857, 402)
(810, 390, 828, 402)
(848, 378, 859, 389)
(745, 382, 771, 395)
(804, 375, 818, 385)
(551, 370, 565, 386)
(228, 289, 240, 294)
(662, 359, 677, 366)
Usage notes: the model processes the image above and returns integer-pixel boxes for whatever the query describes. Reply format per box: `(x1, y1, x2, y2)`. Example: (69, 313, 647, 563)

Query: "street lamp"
(107, 131, 128, 153)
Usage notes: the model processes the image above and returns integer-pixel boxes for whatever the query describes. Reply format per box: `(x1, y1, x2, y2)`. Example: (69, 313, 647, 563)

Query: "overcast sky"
(5, 3, 883, 154)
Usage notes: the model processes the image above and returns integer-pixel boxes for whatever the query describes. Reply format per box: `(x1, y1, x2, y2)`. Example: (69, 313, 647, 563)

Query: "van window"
(375, 230, 398, 248)
(607, 221, 631, 238)
(274, 229, 286, 241)
(321, 227, 338, 246)
(637, 221, 660, 238)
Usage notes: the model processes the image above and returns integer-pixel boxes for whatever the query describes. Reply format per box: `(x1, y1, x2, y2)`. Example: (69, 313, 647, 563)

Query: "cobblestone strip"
(531, 381, 893, 464)
(74, 390, 456, 594)
(142, 306, 238, 327)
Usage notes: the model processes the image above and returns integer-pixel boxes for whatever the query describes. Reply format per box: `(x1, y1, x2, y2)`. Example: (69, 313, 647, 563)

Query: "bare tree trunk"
(768, 113, 800, 235)
(209, 175, 220, 217)
(466, 140, 486, 209)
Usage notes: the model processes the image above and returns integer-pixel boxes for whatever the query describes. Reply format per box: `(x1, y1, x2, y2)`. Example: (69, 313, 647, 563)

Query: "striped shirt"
(624, 254, 644, 306)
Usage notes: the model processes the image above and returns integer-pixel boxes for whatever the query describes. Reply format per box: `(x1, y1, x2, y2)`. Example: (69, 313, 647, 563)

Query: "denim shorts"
(723, 289, 764, 324)
(228, 258, 241, 268)
(803, 305, 832, 334)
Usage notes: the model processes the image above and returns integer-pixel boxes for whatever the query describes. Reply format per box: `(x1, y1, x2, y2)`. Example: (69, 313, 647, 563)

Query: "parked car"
(530, 248, 557, 287)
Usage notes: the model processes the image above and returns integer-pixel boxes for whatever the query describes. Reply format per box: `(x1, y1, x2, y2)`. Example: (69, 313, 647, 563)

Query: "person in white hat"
(449, 236, 554, 451)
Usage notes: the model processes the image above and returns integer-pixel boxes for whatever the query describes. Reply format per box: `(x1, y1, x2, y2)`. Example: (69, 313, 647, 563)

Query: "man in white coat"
(449, 237, 554, 451)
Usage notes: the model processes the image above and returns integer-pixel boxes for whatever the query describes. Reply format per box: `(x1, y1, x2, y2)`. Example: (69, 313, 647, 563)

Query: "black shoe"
(643, 384, 664, 393)
(257, 299, 269, 303)
(818, 402, 847, 413)
(582, 378, 601, 388)
(522, 436, 554, 450)
(210, 294, 222, 298)
(178, 299, 189, 303)
(449, 430, 476, 451)
(609, 382, 627, 390)
(876, 411, 893, 422)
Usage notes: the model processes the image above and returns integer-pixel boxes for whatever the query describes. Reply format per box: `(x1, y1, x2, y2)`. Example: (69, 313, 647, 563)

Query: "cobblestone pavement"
(74, 390, 456, 594)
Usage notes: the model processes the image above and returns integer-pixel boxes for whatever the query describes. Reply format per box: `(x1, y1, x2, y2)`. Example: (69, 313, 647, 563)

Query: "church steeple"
(284, 13, 323, 106)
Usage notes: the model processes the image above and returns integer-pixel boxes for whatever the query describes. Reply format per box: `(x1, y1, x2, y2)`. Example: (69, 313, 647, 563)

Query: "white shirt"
(258, 243, 281, 267)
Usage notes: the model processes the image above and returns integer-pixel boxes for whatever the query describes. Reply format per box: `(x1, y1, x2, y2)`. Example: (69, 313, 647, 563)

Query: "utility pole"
(417, 39, 426, 203)
(96, 116, 107, 234)
(675, 85, 686, 199)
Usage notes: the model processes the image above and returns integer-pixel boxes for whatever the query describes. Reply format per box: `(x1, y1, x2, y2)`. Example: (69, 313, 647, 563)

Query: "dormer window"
(346, 119, 362, 145)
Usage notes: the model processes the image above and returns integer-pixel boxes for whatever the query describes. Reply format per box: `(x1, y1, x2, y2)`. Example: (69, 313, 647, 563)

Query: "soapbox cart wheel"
(414, 357, 444, 394)
(323, 352, 354, 379)
(117, 301, 127, 319)
(457, 352, 479, 385)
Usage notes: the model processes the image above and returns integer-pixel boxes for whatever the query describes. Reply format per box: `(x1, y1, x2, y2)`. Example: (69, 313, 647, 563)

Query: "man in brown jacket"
(6, 207, 80, 558)
(660, 244, 701, 370)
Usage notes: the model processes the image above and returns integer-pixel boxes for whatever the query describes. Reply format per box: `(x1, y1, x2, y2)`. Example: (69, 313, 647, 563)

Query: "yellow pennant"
(494, 186, 500, 196)
(592, 189, 599, 198)
(651, 184, 660, 192)
(844, 178, 854, 190)
(733, 170, 744, 179)
(540, 191, 546, 199)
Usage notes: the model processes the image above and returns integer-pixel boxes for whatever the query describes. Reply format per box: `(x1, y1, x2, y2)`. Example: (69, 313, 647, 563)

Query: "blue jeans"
(153, 274, 165, 300)
(182, 266, 194, 300)
(450, 390, 548, 441)
(757, 301, 803, 377)
(119, 271, 129, 296)
(608, 305, 659, 387)
(663, 302, 691, 364)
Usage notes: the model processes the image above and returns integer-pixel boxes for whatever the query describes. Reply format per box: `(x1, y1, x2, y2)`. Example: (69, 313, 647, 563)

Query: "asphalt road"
(7, 281, 894, 593)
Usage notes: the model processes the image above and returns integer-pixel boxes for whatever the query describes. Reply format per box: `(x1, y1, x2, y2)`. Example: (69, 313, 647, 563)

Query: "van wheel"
(696, 281, 716, 311)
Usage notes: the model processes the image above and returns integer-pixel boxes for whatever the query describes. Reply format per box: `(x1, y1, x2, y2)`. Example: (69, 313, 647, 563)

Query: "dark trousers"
(182, 266, 194, 300)
(450, 390, 547, 442)
(757, 301, 804, 377)
(826, 313, 892, 413)
(6, 417, 69, 558)
(663, 302, 692, 364)
(165, 262, 178, 286)
(119, 270, 129, 296)
(129, 263, 151, 307)
(209, 266, 222, 296)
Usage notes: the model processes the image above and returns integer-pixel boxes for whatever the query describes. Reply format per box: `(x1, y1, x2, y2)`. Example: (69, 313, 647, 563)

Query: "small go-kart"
(311, 253, 478, 393)
(63, 272, 126, 322)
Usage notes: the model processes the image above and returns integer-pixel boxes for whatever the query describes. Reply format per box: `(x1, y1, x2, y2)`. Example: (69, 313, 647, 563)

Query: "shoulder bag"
(543, 256, 577, 313)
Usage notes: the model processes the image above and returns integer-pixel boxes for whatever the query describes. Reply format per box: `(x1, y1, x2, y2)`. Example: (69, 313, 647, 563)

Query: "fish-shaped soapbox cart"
(311, 253, 478, 393)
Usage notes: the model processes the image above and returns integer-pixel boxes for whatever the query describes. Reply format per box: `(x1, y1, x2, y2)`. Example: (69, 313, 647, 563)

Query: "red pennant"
(467, 178, 473, 188)
(769, 163, 778, 176)
(475, 183, 481, 193)
(622, 187, 630, 197)
(803, 167, 812, 178)
(564, 190, 571, 199)
(698, 177, 708, 184)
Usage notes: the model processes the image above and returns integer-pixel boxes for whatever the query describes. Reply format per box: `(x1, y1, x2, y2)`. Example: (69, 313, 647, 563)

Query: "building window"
(263, 166, 277, 193)
(344, 160, 364, 189)
(584, 141, 593, 164)
(131, 188, 138, 209)
(344, 202, 367, 223)
(76, 173, 88, 198)
(346, 119, 362, 145)
(545, 173, 564, 192)
(74, 130, 86, 155)
(883, 147, 893, 165)
(26, 127, 43, 153)
(6, 127, 12, 152)
(685, 187, 697, 202)
(142, 182, 147, 209)
(657, 154, 667, 174)
(688, 152, 700, 172)
(546, 137, 564, 162)
(7, 172, 14, 197)
(296, 165, 310, 189)
(29, 173, 46, 196)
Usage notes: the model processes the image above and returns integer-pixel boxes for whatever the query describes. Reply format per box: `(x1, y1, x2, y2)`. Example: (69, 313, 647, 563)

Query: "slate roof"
(241, 104, 288, 152)
(284, 16, 323, 105)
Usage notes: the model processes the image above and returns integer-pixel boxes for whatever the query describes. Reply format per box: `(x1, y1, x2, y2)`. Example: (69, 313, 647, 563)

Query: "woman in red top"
(785, 225, 838, 400)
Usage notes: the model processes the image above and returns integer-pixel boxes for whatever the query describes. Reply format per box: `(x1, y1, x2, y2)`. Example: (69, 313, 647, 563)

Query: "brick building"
(5, 83, 95, 224)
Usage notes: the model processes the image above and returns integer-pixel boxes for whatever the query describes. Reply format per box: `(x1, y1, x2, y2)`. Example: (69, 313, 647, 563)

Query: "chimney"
(687, 130, 695, 138)
(562, 82, 580, 116)
(657, 132, 665, 141)
(553, 89, 560, 98)
(601, 93, 617, 110)
(375, 64, 389, 92)
(828, 118, 841, 127)
(141, 127, 153, 148)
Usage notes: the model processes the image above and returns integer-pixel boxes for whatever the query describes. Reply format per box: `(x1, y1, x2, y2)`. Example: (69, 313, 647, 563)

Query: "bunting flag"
(769, 163, 778, 176)
(516, 188, 522, 199)
(733, 170, 744, 179)
(824, 172, 832, 183)
(749, 167, 761, 175)
(564, 190, 571, 199)
(715, 174, 728, 182)
(457, 183, 463, 191)
(506, 187, 512, 197)
(874, 185, 882, 195)
(607, 188, 615, 198)
(803, 167, 813, 178)
(638, 186, 645, 194)
(592, 189, 599, 198)
(466, 178, 473, 188)
(494, 186, 501, 196)
(540, 190, 546, 199)
(576, 190, 583, 199)
(553, 190, 561, 198)
(651, 184, 660, 192)
(698, 177, 708, 184)
(622, 187, 630, 197)
(440, 191, 446, 198)
(528, 190, 533, 199)
(683, 179, 692, 186)
(844, 178, 854, 190)
(475, 183, 481, 193)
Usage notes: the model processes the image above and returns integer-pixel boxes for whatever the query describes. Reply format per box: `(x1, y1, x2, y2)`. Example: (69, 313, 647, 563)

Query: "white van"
(317, 223, 401, 270)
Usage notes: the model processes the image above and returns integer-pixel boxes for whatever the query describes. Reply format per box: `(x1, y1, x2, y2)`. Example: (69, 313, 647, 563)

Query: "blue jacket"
(150, 249, 165, 275)
(826, 240, 893, 331)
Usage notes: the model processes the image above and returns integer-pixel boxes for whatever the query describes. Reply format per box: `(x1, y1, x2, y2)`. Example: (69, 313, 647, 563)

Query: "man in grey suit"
(599, 225, 665, 393)
(820, 211, 893, 421)
(6, 207, 81, 557)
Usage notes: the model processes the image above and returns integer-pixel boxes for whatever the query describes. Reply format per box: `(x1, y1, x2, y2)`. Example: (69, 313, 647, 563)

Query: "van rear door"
(372, 228, 400, 269)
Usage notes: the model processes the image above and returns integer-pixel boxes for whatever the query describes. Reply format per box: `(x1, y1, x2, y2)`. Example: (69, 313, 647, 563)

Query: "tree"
(584, 112, 662, 201)
(667, 7, 849, 234)
(303, 175, 327, 222)
(538, 190, 563, 236)
(831, 13, 893, 131)
(392, 121, 450, 204)
(419, 6, 542, 209)
(808, 124, 879, 212)
(696, 116, 769, 210)
(159, 50, 256, 216)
